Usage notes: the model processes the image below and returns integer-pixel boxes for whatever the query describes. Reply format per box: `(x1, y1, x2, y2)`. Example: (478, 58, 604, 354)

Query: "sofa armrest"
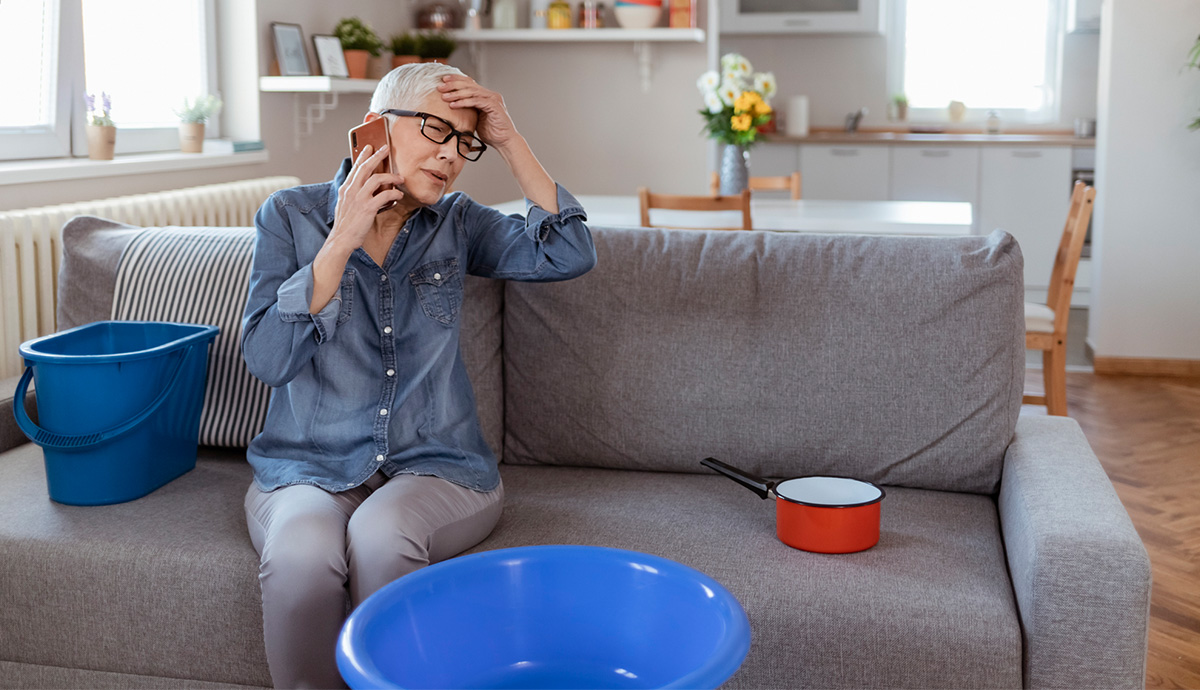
(1, 373, 35, 453)
(999, 415, 1151, 689)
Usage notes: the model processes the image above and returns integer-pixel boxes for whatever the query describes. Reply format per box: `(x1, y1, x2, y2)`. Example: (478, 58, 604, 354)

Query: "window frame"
(69, 0, 220, 157)
(0, 0, 219, 162)
(886, 0, 1066, 125)
(0, 0, 75, 161)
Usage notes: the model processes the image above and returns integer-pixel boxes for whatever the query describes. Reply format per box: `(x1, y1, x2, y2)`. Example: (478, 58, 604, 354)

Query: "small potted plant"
(174, 95, 222, 154)
(85, 92, 116, 160)
(334, 17, 383, 79)
(418, 30, 457, 63)
(389, 32, 421, 68)
(890, 93, 909, 122)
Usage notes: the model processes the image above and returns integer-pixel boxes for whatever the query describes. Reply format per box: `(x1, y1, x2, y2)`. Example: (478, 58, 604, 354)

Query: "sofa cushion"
(55, 216, 506, 458)
(0, 444, 270, 687)
(471, 464, 1023, 689)
(503, 227, 1024, 495)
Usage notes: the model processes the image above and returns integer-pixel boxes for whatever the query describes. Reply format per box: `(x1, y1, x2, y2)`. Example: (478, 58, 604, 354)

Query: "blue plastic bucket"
(337, 545, 752, 689)
(14, 320, 219, 506)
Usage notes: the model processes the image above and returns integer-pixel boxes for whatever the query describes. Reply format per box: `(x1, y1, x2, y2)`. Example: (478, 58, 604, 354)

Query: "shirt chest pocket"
(409, 258, 462, 327)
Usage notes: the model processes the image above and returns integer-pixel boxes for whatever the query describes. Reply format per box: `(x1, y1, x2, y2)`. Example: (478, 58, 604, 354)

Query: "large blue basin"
(337, 545, 751, 689)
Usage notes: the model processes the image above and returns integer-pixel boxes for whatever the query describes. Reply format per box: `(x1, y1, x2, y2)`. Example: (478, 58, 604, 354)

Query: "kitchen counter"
(766, 130, 1093, 147)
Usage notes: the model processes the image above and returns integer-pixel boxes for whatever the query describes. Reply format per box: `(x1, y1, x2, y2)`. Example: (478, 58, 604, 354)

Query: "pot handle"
(700, 457, 774, 500)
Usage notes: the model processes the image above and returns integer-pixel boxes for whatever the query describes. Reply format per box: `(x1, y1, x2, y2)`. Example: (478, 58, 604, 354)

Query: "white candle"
(786, 96, 809, 137)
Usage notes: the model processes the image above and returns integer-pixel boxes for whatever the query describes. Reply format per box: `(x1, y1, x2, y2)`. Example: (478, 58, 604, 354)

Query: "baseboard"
(1092, 356, 1200, 377)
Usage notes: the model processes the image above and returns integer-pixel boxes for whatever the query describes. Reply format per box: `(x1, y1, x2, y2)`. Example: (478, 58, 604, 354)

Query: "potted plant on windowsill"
(389, 32, 421, 68)
(418, 31, 457, 64)
(174, 95, 223, 153)
(334, 17, 383, 79)
(890, 94, 909, 122)
(86, 92, 116, 160)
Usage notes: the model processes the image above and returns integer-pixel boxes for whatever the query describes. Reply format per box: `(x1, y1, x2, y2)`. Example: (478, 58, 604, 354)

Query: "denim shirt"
(241, 159, 596, 493)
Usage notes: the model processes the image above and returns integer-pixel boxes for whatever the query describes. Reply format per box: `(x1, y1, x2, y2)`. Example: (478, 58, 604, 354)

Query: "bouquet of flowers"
(696, 53, 776, 147)
(86, 92, 114, 127)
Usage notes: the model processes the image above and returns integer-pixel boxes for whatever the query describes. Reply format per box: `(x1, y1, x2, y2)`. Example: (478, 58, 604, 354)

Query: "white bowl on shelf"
(614, 4, 662, 29)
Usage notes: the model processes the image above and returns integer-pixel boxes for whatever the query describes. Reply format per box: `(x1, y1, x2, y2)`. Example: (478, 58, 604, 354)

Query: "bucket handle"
(13, 347, 190, 451)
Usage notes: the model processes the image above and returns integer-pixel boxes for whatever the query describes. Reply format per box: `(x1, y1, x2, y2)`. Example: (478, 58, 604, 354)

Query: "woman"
(240, 63, 596, 688)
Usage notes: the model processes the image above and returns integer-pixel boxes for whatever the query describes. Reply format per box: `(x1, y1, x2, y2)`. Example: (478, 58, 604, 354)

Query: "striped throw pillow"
(112, 227, 268, 447)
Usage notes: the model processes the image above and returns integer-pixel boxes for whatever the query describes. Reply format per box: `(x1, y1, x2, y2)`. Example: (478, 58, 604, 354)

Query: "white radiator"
(0, 176, 300, 379)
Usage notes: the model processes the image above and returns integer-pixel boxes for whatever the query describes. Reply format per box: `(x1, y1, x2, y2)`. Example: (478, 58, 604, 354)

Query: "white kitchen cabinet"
(889, 146, 981, 230)
(747, 143, 799, 177)
(978, 147, 1073, 297)
(799, 145, 890, 201)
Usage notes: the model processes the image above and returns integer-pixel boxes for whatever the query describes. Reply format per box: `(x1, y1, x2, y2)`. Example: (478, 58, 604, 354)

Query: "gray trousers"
(244, 471, 504, 689)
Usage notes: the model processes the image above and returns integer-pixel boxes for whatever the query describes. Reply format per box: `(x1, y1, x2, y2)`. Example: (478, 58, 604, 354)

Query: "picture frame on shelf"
(271, 22, 311, 76)
(312, 34, 349, 78)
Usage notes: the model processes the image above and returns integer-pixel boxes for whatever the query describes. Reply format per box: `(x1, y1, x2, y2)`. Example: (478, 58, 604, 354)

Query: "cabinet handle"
(1011, 151, 1043, 158)
(920, 150, 951, 158)
(830, 149, 860, 157)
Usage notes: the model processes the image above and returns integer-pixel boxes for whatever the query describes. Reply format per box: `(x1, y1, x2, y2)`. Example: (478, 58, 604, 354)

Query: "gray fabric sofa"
(0, 216, 1150, 689)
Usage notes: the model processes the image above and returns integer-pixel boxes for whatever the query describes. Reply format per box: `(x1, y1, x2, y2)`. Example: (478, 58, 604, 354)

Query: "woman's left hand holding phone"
(309, 145, 405, 314)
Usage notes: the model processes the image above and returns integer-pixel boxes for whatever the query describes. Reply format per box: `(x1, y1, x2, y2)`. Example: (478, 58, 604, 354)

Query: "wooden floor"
(1022, 371, 1200, 689)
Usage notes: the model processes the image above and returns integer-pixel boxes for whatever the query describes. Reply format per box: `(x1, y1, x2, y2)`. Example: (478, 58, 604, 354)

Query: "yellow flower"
(734, 91, 758, 113)
(731, 113, 753, 132)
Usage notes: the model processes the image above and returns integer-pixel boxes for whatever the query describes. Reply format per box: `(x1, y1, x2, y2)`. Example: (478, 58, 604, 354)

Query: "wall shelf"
(259, 77, 377, 150)
(259, 76, 378, 93)
(452, 28, 705, 42)
(258, 27, 708, 145)
(452, 28, 705, 90)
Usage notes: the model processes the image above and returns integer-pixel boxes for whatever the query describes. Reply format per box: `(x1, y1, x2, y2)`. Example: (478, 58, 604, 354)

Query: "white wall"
(1088, 0, 1200, 361)
(1, 2, 1099, 210)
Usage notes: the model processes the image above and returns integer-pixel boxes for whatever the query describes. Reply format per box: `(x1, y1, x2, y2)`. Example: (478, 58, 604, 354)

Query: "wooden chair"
(1023, 180, 1096, 416)
(709, 171, 802, 200)
(638, 187, 753, 231)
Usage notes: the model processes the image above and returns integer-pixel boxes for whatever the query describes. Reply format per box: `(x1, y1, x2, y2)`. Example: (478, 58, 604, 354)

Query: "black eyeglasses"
(379, 109, 487, 161)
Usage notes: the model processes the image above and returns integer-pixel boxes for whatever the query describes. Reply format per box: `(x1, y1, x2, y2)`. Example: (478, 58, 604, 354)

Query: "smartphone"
(348, 118, 398, 213)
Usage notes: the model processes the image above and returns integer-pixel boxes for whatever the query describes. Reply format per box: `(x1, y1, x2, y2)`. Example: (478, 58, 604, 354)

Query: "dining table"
(490, 195, 975, 236)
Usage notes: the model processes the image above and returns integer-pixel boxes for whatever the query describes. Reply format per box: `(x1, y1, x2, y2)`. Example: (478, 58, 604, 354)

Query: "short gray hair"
(369, 62, 468, 114)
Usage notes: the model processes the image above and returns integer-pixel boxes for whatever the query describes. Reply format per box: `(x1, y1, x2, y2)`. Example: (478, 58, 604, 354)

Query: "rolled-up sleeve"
(463, 184, 596, 281)
(241, 196, 345, 388)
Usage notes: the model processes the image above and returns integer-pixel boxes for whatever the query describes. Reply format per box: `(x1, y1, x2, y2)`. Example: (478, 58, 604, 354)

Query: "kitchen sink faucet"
(844, 107, 868, 132)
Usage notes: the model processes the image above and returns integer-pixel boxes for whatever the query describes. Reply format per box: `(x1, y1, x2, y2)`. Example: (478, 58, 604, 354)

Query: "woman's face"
(380, 92, 478, 210)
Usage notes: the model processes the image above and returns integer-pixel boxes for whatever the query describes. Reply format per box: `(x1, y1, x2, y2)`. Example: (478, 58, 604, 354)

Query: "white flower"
(754, 72, 777, 101)
(720, 52, 752, 74)
(722, 54, 752, 78)
(703, 90, 724, 114)
(717, 80, 740, 107)
(696, 70, 720, 93)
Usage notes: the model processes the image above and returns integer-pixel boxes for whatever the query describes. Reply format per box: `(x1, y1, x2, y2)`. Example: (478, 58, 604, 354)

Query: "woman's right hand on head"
(329, 144, 406, 253)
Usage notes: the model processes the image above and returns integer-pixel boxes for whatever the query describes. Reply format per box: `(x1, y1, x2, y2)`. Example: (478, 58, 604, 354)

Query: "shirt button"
(379, 409, 388, 416)
(375, 454, 385, 462)
(433, 272, 442, 281)
(383, 326, 392, 334)
(386, 369, 395, 377)
(381, 275, 388, 282)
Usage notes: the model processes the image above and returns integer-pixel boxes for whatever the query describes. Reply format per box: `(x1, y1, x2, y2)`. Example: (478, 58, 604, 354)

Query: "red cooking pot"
(701, 458, 885, 554)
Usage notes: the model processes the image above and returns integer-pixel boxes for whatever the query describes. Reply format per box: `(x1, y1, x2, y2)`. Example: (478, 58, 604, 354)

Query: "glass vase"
(719, 144, 749, 195)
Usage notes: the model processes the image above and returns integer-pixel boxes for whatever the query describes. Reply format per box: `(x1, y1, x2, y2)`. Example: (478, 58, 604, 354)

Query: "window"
(0, 0, 72, 159)
(0, 0, 216, 162)
(889, 0, 1064, 123)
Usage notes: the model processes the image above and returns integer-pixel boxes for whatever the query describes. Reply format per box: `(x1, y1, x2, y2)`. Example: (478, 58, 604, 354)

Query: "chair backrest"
(709, 172, 802, 200)
(1045, 181, 1096, 333)
(638, 187, 753, 231)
